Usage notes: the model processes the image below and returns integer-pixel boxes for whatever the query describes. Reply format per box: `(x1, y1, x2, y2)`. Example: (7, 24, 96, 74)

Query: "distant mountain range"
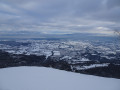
(0, 31, 116, 41)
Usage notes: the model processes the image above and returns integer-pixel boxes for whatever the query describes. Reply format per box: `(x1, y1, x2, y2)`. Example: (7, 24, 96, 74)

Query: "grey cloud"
(0, 0, 120, 35)
(106, 0, 120, 8)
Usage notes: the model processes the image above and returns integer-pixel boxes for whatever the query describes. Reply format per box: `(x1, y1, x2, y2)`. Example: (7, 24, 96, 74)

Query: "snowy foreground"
(0, 67, 120, 90)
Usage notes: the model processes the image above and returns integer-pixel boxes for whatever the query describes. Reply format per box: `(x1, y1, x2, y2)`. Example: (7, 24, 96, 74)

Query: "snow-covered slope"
(0, 67, 120, 90)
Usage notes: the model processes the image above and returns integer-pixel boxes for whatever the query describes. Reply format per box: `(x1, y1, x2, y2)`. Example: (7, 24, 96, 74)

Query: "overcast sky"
(0, 0, 120, 36)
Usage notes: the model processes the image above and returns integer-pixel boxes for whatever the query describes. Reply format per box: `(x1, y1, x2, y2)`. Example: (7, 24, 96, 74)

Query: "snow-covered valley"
(0, 40, 120, 79)
(0, 66, 120, 90)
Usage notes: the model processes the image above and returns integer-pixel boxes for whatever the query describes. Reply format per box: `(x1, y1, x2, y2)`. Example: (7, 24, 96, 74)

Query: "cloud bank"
(0, 0, 120, 36)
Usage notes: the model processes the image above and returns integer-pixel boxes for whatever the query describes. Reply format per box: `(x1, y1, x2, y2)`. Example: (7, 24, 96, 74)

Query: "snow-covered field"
(0, 67, 120, 90)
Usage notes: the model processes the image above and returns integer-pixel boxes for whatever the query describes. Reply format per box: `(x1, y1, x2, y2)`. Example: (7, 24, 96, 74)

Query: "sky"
(0, 0, 120, 36)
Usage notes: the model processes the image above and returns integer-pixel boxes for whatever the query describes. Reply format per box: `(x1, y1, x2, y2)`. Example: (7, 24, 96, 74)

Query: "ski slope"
(0, 66, 120, 90)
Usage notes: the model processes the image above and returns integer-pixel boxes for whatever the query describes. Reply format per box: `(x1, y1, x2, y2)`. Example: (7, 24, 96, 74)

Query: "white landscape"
(0, 66, 120, 90)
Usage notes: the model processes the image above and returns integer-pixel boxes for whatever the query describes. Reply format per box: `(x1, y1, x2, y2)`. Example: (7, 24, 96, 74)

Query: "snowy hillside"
(0, 67, 120, 90)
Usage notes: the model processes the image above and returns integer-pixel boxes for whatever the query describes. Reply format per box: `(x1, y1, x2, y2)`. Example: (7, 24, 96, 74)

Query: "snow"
(81, 58, 90, 61)
(0, 67, 120, 90)
(73, 63, 109, 70)
(53, 51, 60, 56)
(43, 51, 52, 58)
(6, 50, 15, 53)
(0, 40, 118, 61)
